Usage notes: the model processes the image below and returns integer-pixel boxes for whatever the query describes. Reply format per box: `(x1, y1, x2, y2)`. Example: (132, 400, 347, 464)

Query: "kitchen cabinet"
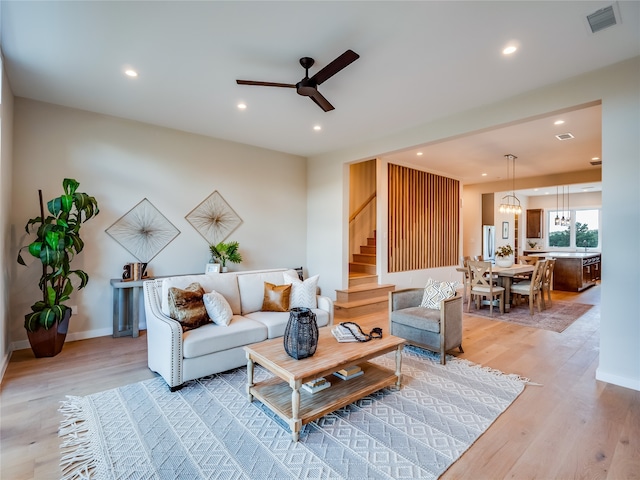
(526, 209, 543, 238)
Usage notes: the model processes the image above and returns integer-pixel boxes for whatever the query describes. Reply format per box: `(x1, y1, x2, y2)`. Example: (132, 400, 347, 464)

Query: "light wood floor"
(1, 285, 638, 479)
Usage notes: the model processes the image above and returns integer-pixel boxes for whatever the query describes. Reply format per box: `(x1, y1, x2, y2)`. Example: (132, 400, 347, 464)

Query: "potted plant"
(17, 178, 99, 357)
(209, 241, 242, 272)
(495, 244, 514, 267)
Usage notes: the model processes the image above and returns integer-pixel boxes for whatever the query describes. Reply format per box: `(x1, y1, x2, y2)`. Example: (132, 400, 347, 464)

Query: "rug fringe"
(450, 356, 541, 386)
(59, 396, 98, 480)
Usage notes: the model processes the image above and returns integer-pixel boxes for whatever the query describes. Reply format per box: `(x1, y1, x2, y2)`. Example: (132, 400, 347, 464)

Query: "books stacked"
(302, 377, 330, 394)
(334, 365, 364, 380)
(331, 324, 366, 342)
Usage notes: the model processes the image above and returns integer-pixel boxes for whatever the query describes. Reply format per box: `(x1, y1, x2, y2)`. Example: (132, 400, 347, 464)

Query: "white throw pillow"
(203, 290, 233, 326)
(420, 278, 457, 310)
(283, 272, 319, 309)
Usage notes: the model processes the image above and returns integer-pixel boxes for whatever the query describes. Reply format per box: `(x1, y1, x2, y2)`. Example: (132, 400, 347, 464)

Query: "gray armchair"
(389, 288, 464, 365)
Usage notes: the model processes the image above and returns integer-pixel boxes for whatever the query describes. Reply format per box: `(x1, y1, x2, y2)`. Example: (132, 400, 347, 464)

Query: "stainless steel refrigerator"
(483, 225, 496, 262)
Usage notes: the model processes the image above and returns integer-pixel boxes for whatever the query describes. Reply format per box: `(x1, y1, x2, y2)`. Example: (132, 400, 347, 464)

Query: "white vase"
(496, 257, 514, 268)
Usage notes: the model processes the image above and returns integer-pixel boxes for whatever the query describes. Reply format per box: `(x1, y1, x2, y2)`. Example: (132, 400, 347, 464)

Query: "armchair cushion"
(390, 306, 441, 333)
(420, 278, 457, 309)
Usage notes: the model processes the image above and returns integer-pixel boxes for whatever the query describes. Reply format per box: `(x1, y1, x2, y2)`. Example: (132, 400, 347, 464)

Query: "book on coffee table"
(334, 365, 364, 380)
(302, 377, 331, 394)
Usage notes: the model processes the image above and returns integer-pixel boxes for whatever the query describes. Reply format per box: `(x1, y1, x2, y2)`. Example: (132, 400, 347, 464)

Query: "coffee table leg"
(290, 379, 302, 441)
(246, 354, 254, 402)
(395, 345, 404, 388)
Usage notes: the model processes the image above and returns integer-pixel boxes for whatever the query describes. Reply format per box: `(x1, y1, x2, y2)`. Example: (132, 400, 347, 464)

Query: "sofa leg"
(458, 345, 464, 353)
(169, 384, 184, 392)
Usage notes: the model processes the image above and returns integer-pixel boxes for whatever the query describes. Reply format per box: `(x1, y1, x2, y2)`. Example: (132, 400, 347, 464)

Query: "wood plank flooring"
(1, 284, 638, 479)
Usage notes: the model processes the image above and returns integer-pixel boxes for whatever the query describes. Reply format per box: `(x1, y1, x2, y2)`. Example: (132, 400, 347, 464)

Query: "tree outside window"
(548, 209, 599, 249)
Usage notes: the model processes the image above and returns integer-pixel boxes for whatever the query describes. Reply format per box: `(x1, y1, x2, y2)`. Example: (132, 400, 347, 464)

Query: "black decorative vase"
(283, 307, 318, 360)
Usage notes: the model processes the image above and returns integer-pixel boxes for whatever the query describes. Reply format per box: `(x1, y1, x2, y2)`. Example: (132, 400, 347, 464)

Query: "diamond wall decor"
(185, 191, 242, 245)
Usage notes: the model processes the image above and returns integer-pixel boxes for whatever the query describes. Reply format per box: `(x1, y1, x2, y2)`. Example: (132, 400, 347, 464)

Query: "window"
(548, 209, 600, 249)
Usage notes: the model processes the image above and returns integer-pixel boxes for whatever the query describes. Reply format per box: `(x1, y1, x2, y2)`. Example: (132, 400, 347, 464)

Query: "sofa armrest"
(317, 295, 334, 326)
(143, 279, 184, 389)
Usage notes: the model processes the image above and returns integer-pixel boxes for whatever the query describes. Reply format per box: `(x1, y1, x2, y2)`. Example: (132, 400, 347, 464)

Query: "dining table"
(457, 263, 535, 312)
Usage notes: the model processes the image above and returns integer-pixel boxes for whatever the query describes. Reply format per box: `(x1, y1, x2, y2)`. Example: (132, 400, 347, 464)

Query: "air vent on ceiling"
(555, 133, 575, 141)
(585, 3, 621, 34)
(590, 159, 602, 166)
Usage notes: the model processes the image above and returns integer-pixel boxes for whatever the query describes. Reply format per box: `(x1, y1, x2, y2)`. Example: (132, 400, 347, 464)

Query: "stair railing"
(349, 192, 376, 224)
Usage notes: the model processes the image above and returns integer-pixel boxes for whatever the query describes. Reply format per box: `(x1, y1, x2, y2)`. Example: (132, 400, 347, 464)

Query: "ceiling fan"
(236, 49, 360, 112)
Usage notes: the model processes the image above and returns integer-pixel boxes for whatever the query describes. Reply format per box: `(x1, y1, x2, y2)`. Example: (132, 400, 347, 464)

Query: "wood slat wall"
(388, 163, 460, 272)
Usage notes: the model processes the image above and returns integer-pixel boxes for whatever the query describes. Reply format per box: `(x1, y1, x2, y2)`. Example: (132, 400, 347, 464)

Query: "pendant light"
(554, 186, 560, 225)
(561, 186, 566, 225)
(498, 154, 522, 215)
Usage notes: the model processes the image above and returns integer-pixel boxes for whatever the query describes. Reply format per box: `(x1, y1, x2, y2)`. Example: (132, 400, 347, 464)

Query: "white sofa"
(143, 268, 334, 390)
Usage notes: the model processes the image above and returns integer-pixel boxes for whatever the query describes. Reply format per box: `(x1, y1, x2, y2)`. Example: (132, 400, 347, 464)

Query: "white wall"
(307, 57, 640, 391)
(10, 99, 308, 350)
(0, 54, 14, 378)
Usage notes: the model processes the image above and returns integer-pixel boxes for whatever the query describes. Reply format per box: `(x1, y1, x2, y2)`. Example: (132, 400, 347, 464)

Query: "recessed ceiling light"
(554, 120, 565, 125)
(237, 103, 247, 110)
(591, 157, 600, 161)
(416, 152, 423, 156)
(124, 69, 138, 77)
(481, 173, 487, 177)
(313, 125, 322, 131)
(502, 45, 517, 55)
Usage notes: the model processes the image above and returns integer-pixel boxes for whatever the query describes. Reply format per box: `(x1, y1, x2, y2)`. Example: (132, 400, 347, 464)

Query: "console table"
(111, 278, 150, 337)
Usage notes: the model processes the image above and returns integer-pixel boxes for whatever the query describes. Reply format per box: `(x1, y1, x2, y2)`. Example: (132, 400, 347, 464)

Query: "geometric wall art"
(185, 190, 242, 245)
(105, 198, 180, 263)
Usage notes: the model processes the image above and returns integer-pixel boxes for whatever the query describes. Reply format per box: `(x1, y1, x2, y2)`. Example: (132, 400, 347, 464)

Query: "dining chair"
(459, 256, 472, 303)
(519, 255, 538, 265)
(541, 259, 556, 309)
(510, 259, 547, 315)
(467, 260, 505, 316)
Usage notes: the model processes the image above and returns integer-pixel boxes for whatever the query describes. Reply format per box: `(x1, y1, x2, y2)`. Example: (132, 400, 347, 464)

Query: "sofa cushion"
(391, 307, 441, 333)
(168, 283, 210, 332)
(203, 290, 233, 326)
(284, 272, 319, 309)
(182, 316, 268, 359)
(420, 278, 457, 310)
(262, 282, 291, 312)
(246, 308, 331, 339)
(161, 273, 241, 316)
(237, 269, 298, 315)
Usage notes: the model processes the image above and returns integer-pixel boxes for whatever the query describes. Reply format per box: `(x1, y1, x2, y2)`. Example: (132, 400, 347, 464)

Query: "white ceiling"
(1, 1, 639, 187)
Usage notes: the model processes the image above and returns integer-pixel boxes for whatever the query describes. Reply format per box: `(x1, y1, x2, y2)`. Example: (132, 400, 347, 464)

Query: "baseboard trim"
(10, 327, 116, 353)
(596, 368, 640, 392)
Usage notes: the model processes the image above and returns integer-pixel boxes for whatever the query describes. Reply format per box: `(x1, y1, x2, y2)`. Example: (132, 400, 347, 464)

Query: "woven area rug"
(465, 299, 593, 332)
(59, 347, 527, 479)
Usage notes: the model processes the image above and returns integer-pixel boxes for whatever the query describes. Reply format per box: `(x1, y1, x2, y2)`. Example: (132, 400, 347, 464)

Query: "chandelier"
(498, 154, 522, 215)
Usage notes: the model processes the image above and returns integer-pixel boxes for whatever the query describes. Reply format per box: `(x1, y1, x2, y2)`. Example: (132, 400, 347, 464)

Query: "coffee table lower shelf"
(248, 361, 398, 440)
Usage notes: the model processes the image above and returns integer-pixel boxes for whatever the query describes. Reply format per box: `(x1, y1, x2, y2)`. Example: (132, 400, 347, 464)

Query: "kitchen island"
(529, 252, 601, 292)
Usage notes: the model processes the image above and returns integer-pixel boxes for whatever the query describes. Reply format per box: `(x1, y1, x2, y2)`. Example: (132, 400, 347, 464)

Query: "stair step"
(352, 253, 376, 265)
(366, 237, 376, 247)
(334, 295, 389, 319)
(335, 284, 395, 303)
(349, 262, 376, 275)
(348, 273, 379, 287)
(359, 245, 375, 255)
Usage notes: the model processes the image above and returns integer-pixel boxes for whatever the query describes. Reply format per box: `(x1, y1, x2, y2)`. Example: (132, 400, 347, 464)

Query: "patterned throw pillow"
(283, 272, 319, 309)
(168, 282, 210, 331)
(261, 282, 292, 312)
(203, 290, 233, 326)
(420, 278, 457, 310)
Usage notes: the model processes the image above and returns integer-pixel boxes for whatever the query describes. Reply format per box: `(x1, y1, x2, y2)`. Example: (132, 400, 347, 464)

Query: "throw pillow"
(203, 290, 233, 326)
(283, 272, 319, 309)
(168, 282, 210, 331)
(262, 282, 291, 312)
(420, 278, 457, 310)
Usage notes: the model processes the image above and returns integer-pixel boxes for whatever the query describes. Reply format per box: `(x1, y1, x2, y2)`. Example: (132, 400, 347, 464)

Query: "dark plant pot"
(25, 308, 72, 358)
(283, 307, 318, 360)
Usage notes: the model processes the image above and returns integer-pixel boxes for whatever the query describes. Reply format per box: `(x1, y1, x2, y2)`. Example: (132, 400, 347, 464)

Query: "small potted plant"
(17, 178, 99, 357)
(209, 241, 242, 272)
(495, 244, 514, 267)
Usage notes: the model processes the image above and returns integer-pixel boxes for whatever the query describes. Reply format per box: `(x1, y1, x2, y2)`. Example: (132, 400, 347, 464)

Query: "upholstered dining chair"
(511, 259, 547, 315)
(467, 260, 505, 316)
(541, 259, 556, 309)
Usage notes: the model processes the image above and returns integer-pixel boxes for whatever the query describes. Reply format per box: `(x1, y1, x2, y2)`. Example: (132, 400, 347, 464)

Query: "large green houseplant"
(17, 178, 99, 357)
(209, 241, 242, 272)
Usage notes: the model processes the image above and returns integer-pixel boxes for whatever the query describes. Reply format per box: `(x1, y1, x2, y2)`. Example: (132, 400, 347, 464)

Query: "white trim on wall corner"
(0, 352, 10, 385)
(596, 368, 640, 392)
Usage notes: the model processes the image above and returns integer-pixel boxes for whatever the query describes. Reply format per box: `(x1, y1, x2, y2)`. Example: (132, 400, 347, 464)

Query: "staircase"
(334, 232, 395, 320)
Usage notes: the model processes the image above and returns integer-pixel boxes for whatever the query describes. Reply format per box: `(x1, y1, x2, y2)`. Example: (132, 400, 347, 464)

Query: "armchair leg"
(458, 345, 464, 353)
(169, 384, 184, 392)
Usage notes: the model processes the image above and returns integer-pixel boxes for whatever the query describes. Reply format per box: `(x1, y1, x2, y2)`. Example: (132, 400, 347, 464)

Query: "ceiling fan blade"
(236, 80, 296, 88)
(309, 91, 334, 112)
(310, 49, 359, 85)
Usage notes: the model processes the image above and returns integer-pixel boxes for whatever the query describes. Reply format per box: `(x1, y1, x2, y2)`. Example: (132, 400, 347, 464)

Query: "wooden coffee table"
(244, 328, 405, 441)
